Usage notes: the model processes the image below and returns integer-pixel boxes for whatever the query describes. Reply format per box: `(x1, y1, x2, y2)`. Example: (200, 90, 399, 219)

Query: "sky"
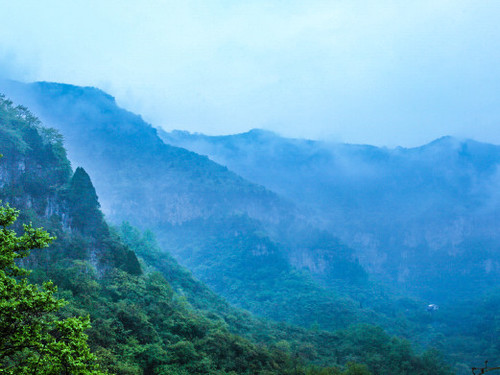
(0, 0, 499, 147)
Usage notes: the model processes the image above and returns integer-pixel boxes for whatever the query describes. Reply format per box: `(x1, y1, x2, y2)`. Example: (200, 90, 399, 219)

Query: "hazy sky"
(1, 0, 499, 146)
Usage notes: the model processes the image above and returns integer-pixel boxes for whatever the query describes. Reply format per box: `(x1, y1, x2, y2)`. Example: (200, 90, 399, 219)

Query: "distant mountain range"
(3, 79, 500, 303)
(0, 80, 371, 332)
(2, 80, 499, 373)
(160, 128, 500, 301)
(6, 93, 443, 374)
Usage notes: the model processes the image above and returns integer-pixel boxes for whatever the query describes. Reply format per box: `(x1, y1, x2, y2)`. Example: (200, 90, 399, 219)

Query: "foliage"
(67, 167, 104, 235)
(0, 92, 454, 374)
(154, 216, 364, 331)
(0, 94, 72, 188)
(118, 222, 453, 375)
(0, 201, 104, 374)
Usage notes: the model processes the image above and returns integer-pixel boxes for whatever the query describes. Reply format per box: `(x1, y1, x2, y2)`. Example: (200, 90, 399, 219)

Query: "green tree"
(67, 167, 105, 236)
(0, 201, 105, 374)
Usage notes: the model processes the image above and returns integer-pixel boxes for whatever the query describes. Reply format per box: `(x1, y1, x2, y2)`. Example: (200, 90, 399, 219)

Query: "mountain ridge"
(2, 82, 498, 373)
(159, 127, 500, 303)
(0, 80, 373, 331)
(0, 89, 457, 375)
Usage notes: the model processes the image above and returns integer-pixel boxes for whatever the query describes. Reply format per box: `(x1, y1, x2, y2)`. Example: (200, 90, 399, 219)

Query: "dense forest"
(160, 129, 500, 302)
(1, 81, 499, 374)
(0, 94, 458, 373)
(1, 0, 499, 373)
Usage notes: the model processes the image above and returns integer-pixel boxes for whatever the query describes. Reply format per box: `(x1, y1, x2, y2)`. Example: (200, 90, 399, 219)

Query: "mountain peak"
(243, 128, 277, 138)
(32, 81, 117, 105)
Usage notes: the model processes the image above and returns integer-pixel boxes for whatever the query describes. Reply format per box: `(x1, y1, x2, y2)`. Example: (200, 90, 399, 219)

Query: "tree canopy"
(0, 200, 104, 374)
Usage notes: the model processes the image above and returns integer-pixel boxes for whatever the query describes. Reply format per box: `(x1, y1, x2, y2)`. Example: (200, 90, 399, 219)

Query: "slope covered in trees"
(0, 94, 454, 374)
(1, 81, 451, 355)
(0, 81, 378, 332)
(3, 82, 498, 373)
(0, 200, 105, 374)
(160, 129, 500, 303)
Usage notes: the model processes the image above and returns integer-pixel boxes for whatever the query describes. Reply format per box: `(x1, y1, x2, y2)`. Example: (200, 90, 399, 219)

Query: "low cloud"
(1, 0, 500, 146)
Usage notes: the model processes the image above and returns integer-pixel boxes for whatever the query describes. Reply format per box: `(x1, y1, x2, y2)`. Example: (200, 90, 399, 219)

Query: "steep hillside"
(0, 95, 141, 276)
(3, 83, 497, 373)
(0, 93, 332, 374)
(160, 129, 500, 302)
(0, 81, 291, 228)
(0, 94, 454, 374)
(0, 81, 373, 331)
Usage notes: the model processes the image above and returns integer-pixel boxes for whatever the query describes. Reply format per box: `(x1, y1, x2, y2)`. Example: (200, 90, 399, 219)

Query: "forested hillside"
(0, 94, 455, 374)
(0, 81, 443, 344)
(1, 82, 498, 374)
(160, 129, 500, 302)
(0, 81, 376, 331)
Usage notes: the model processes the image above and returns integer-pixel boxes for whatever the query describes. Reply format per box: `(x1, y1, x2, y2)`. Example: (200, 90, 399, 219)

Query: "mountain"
(0, 81, 291, 227)
(0, 80, 376, 331)
(160, 129, 500, 302)
(2, 82, 498, 373)
(0, 92, 454, 374)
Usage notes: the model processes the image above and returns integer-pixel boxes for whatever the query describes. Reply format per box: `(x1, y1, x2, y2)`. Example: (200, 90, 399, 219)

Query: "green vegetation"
(3, 82, 500, 374)
(0, 93, 457, 374)
(118, 222, 453, 375)
(0, 200, 104, 374)
(153, 216, 361, 331)
(0, 94, 71, 189)
(161, 128, 500, 304)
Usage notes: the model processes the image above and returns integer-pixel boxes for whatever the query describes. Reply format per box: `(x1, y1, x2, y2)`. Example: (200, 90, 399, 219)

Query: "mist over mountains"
(3, 78, 500, 302)
(0, 80, 370, 329)
(0, 81, 292, 226)
(6, 93, 434, 374)
(160, 128, 500, 302)
(1, 79, 499, 373)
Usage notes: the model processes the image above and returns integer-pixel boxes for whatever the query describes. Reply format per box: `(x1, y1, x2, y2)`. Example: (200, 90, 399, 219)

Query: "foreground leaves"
(0, 202, 105, 374)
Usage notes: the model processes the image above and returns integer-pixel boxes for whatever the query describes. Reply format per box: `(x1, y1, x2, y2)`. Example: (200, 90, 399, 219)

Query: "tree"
(67, 167, 105, 236)
(0, 201, 105, 374)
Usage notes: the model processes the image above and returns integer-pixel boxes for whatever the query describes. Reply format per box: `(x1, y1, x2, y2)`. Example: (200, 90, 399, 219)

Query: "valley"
(1, 81, 499, 374)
